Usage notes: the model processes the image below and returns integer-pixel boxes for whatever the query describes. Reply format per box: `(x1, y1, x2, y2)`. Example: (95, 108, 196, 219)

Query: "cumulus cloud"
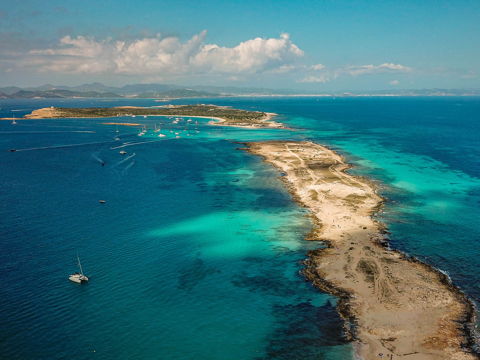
(22, 31, 304, 77)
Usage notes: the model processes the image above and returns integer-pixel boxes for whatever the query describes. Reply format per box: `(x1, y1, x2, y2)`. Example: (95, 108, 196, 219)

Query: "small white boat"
(158, 133, 166, 137)
(138, 126, 147, 136)
(69, 255, 89, 284)
(11, 119, 17, 125)
(119, 150, 127, 155)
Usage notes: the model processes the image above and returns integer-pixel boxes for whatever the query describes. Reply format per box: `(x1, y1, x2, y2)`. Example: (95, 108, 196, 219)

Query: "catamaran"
(69, 255, 89, 284)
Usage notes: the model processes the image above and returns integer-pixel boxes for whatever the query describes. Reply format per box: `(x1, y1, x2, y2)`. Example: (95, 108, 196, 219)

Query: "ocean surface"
(0, 97, 479, 359)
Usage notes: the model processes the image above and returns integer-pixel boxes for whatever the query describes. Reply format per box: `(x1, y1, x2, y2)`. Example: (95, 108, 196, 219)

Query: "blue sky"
(0, 0, 479, 90)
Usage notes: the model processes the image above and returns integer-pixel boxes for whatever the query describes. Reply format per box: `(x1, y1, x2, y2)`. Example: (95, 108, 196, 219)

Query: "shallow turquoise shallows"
(0, 97, 479, 359)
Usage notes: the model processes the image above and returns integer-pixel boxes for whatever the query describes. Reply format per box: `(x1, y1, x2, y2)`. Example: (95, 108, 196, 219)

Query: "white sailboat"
(69, 255, 89, 283)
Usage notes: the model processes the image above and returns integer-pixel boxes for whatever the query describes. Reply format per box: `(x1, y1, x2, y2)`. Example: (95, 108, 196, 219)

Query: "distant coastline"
(1, 83, 480, 99)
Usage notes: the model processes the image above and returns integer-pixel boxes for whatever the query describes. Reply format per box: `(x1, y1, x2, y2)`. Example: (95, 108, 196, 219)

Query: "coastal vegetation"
(22, 105, 280, 128)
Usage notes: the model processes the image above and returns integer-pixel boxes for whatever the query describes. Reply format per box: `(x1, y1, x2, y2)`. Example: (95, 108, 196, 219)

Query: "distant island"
(1, 82, 480, 99)
(0, 87, 219, 100)
(19, 104, 281, 128)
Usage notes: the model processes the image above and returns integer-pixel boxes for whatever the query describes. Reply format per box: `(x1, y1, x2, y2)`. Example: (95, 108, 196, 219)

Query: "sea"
(0, 96, 479, 360)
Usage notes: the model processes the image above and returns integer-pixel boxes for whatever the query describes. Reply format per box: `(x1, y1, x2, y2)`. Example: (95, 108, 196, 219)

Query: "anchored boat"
(69, 255, 89, 284)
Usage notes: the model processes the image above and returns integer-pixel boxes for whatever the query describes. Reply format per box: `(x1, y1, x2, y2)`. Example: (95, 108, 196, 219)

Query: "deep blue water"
(0, 97, 479, 359)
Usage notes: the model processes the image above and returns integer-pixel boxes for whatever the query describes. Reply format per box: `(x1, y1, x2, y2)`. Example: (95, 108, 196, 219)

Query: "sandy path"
(246, 140, 478, 360)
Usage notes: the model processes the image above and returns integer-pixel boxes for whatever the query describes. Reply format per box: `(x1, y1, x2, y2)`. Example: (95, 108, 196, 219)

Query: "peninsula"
(19, 104, 281, 128)
(245, 141, 477, 360)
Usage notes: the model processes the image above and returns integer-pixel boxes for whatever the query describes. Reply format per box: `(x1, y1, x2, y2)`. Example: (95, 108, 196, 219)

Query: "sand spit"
(208, 112, 282, 128)
(245, 140, 478, 360)
(23, 107, 58, 119)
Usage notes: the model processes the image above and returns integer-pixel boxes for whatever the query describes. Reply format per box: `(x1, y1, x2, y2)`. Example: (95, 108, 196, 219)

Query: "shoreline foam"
(244, 140, 478, 360)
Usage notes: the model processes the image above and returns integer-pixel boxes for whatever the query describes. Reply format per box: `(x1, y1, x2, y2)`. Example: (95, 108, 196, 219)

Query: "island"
(20, 104, 281, 128)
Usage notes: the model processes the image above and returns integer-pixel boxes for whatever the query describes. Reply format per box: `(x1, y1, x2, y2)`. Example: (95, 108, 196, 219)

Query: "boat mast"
(77, 255, 84, 275)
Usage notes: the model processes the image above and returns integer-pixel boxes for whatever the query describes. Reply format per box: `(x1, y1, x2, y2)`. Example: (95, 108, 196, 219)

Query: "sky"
(0, 0, 479, 91)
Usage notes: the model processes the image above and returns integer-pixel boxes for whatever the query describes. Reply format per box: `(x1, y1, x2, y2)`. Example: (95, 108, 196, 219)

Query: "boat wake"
(111, 153, 136, 168)
(110, 139, 161, 150)
(91, 152, 105, 166)
(9, 140, 114, 152)
(122, 160, 136, 174)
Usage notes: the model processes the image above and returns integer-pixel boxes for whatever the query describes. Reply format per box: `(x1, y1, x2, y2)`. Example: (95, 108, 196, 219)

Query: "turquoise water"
(1, 97, 479, 359)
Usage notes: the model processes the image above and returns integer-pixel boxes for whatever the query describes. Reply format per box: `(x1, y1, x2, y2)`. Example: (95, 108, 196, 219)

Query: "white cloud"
(298, 63, 412, 84)
(23, 31, 304, 77)
(268, 64, 298, 74)
(345, 63, 412, 76)
(298, 74, 330, 83)
(310, 63, 325, 71)
(5, 31, 415, 87)
(389, 79, 400, 85)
